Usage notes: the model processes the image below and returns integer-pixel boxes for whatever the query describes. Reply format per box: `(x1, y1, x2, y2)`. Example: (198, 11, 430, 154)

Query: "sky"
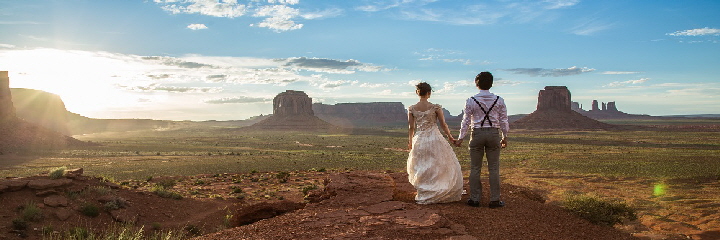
(0, 0, 719, 121)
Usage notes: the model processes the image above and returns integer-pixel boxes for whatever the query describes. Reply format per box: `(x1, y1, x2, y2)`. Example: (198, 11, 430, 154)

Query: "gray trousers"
(468, 128, 501, 202)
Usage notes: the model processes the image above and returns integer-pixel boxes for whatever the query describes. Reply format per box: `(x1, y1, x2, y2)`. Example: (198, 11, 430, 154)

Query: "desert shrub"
(69, 227, 90, 239)
(563, 194, 637, 225)
(42, 226, 54, 235)
(12, 218, 27, 230)
(49, 166, 67, 179)
(276, 171, 290, 183)
(151, 222, 162, 230)
(21, 201, 43, 222)
(301, 184, 318, 195)
(104, 198, 128, 211)
(310, 167, 326, 172)
(151, 185, 183, 200)
(156, 179, 176, 189)
(92, 186, 112, 195)
(184, 225, 202, 236)
(80, 203, 100, 217)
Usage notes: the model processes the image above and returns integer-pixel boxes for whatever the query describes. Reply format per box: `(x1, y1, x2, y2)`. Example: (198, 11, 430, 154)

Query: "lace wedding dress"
(407, 104, 463, 204)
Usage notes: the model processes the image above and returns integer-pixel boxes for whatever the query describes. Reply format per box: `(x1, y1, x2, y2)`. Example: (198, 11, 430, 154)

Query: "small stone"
(110, 209, 139, 223)
(28, 179, 72, 190)
(36, 189, 59, 197)
(55, 208, 72, 221)
(63, 168, 84, 178)
(4, 179, 29, 191)
(44, 195, 69, 207)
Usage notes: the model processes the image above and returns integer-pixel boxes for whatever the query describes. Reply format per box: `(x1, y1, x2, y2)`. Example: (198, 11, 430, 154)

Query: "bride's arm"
(436, 107, 455, 143)
(408, 110, 415, 150)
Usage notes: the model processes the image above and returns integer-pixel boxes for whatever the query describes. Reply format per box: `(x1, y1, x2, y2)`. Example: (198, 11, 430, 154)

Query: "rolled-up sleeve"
(497, 98, 509, 138)
(458, 99, 472, 140)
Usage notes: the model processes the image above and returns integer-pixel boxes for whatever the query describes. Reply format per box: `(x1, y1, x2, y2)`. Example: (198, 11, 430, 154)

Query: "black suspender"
(470, 96, 500, 127)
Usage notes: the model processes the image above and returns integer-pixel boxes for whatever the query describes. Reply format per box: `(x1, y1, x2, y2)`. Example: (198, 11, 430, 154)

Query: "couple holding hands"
(407, 72, 509, 208)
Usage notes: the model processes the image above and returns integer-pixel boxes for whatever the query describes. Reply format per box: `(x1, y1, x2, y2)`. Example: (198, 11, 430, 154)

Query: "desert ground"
(1, 120, 719, 239)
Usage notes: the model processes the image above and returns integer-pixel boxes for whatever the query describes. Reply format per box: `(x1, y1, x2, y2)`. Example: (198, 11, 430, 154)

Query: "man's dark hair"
(475, 72, 493, 90)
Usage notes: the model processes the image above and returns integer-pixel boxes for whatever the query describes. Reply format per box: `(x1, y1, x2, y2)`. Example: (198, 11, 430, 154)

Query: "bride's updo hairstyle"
(416, 82, 432, 96)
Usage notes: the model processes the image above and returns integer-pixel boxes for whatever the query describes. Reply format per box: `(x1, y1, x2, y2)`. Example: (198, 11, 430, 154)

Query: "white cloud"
(542, 0, 579, 9)
(0, 43, 16, 48)
(121, 83, 222, 93)
(204, 96, 270, 104)
(155, 0, 319, 32)
(187, 23, 208, 30)
(415, 48, 479, 65)
(570, 18, 613, 36)
(279, 57, 387, 74)
(504, 66, 595, 77)
(604, 78, 650, 87)
(359, 82, 388, 88)
(364, 0, 577, 25)
(602, 71, 640, 75)
(310, 78, 358, 89)
(268, 0, 299, 5)
(155, 0, 248, 18)
(252, 5, 303, 32)
(667, 27, 720, 36)
(301, 8, 343, 19)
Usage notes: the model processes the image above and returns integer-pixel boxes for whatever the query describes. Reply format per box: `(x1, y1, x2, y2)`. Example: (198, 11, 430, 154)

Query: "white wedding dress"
(407, 104, 463, 204)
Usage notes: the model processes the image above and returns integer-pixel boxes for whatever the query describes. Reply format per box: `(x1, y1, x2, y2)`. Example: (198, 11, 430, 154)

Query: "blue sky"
(1, 0, 719, 120)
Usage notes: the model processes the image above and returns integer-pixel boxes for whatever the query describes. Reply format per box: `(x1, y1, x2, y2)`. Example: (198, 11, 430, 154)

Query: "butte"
(248, 90, 334, 130)
(511, 86, 615, 130)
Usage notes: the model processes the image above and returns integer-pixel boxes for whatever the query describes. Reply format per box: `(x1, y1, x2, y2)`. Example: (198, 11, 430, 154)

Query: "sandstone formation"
(572, 99, 651, 119)
(511, 86, 614, 129)
(249, 90, 333, 130)
(11, 88, 70, 134)
(313, 102, 407, 127)
(11, 88, 173, 135)
(273, 90, 314, 116)
(537, 86, 572, 111)
(0, 71, 16, 121)
(0, 71, 91, 152)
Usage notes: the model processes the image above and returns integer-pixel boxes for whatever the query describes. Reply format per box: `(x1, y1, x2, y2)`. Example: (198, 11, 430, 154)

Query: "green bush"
(49, 166, 67, 179)
(80, 203, 100, 217)
(276, 171, 290, 183)
(301, 184, 318, 196)
(151, 185, 183, 200)
(563, 194, 637, 225)
(21, 201, 43, 222)
(12, 218, 27, 230)
(157, 179, 176, 189)
(92, 186, 113, 195)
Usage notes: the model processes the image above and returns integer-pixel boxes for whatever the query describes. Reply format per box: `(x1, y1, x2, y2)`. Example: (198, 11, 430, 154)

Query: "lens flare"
(653, 183, 667, 197)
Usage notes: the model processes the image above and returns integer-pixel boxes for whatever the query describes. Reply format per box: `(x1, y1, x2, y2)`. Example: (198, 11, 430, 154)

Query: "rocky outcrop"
(274, 90, 314, 116)
(511, 86, 614, 129)
(572, 100, 651, 119)
(11, 88, 70, 134)
(0, 71, 92, 152)
(537, 86, 572, 111)
(11, 88, 173, 135)
(0, 71, 16, 122)
(313, 102, 407, 127)
(249, 90, 333, 130)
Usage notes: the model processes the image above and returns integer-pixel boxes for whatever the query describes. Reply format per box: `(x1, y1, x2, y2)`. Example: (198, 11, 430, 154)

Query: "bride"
(407, 82, 463, 204)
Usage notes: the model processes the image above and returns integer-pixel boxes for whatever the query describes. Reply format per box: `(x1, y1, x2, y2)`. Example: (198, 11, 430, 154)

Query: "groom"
(454, 72, 509, 208)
